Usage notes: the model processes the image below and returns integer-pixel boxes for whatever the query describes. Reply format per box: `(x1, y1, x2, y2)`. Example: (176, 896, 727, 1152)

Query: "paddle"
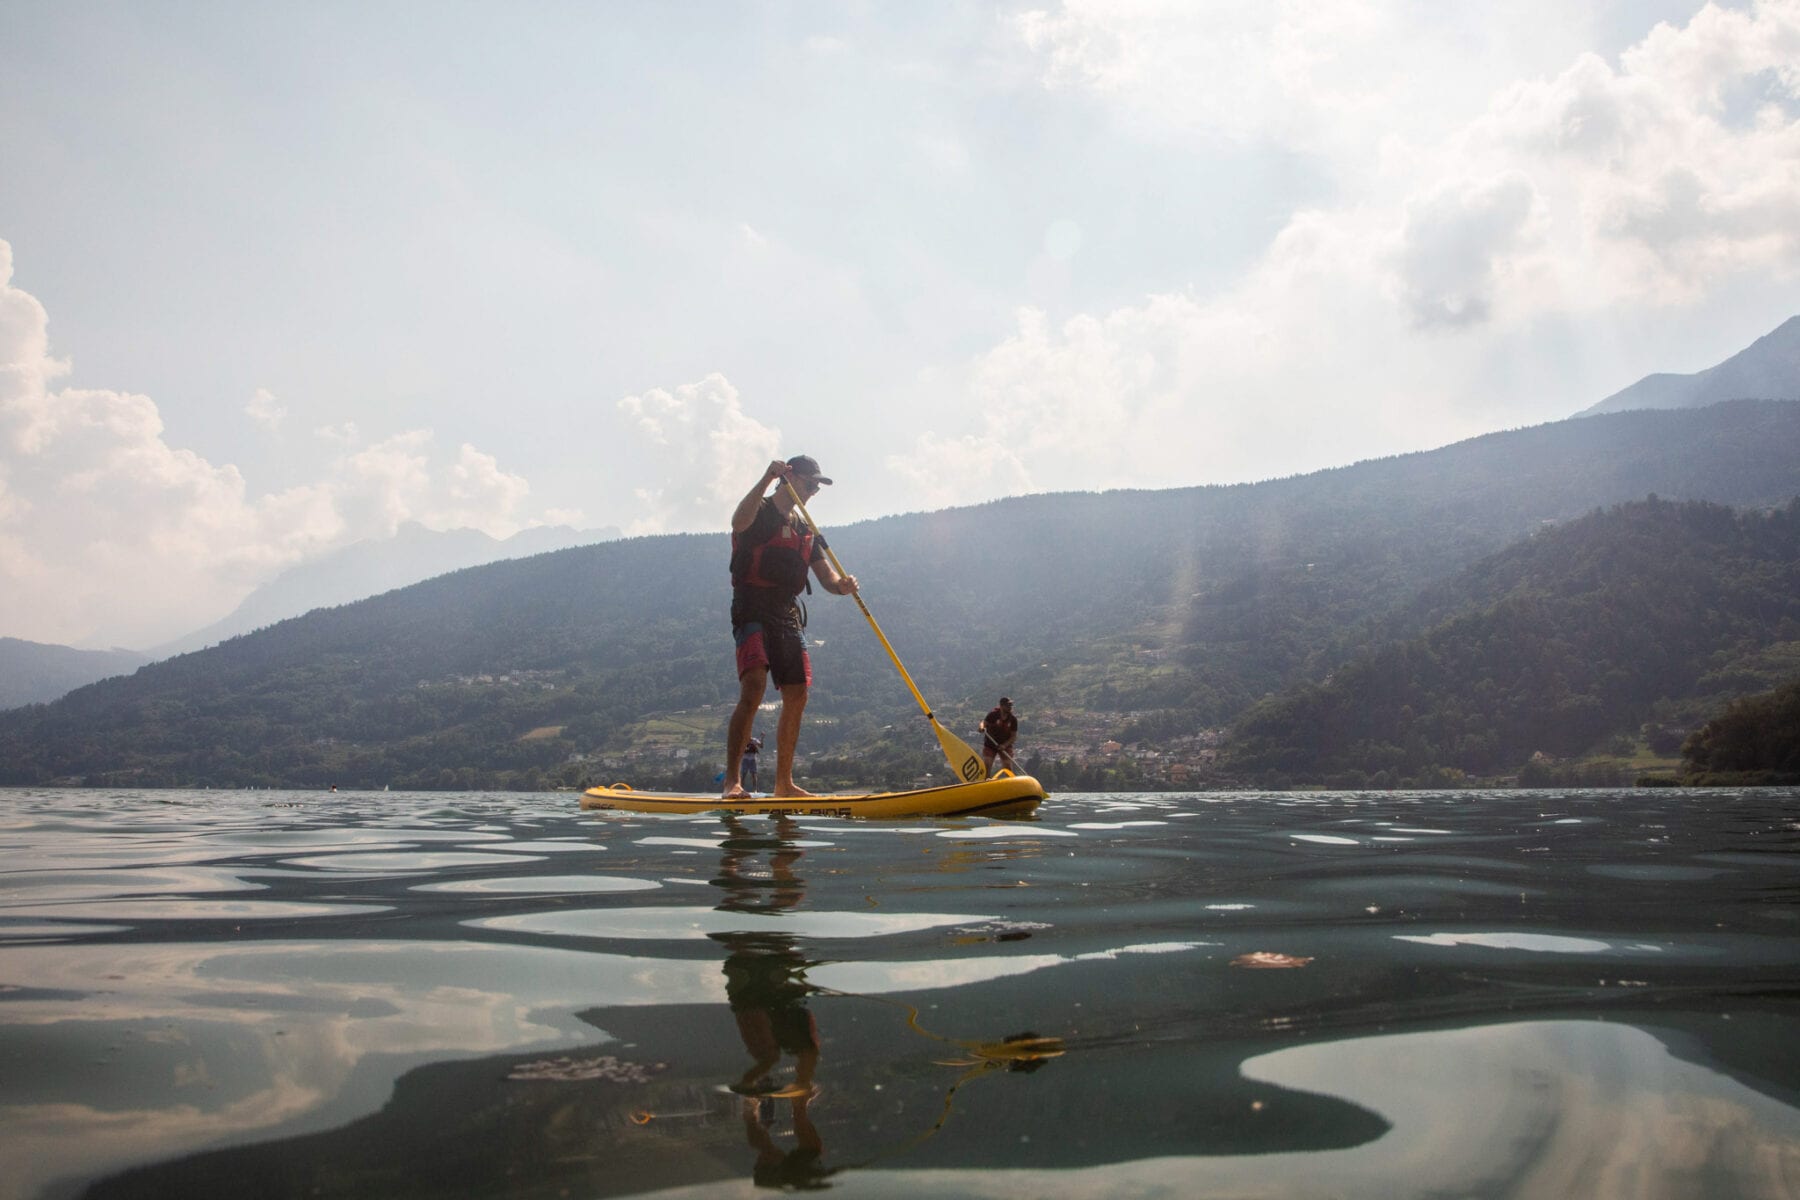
(989, 742, 1021, 775)
(782, 479, 988, 783)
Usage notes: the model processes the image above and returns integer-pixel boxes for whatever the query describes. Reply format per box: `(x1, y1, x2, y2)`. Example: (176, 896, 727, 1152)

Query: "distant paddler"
(722, 456, 858, 800)
(979, 697, 1020, 777)
(740, 735, 762, 794)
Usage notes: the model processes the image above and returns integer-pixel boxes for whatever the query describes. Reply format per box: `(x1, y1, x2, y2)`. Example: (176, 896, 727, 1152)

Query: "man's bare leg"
(722, 667, 767, 798)
(773, 682, 814, 797)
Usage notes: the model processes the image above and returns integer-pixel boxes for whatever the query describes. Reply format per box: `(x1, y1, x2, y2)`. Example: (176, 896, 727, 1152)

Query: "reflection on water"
(711, 816, 831, 1185)
(1, 786, 1798, 1199)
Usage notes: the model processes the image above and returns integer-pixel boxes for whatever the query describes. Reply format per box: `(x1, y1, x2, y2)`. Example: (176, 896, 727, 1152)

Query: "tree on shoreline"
(1681, 678, 1800, 784)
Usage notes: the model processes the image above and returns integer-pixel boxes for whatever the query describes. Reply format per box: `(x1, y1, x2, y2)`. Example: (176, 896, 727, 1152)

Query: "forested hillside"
(3, 401, 1799, 790)
(1225, 498, 1800, 786)
(1678, 677, 1800, 784)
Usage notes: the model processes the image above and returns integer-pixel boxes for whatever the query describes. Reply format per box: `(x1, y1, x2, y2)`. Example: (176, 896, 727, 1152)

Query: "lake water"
(3, 786, 1799, 1200)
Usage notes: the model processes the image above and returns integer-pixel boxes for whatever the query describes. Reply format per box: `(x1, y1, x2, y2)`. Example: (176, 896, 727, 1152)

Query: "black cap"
(999, 697, 1012, 706)
(786, 455, 833, 485)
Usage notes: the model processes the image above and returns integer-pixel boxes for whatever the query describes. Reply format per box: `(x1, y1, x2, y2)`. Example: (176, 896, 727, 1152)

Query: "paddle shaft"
(781, 480, 939, 722)
(780, 479, 986, 782)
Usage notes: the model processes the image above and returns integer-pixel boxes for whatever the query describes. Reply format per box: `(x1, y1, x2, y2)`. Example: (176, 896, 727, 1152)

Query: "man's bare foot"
(722, 785, 752, 799)
(773, 784, 816, 798)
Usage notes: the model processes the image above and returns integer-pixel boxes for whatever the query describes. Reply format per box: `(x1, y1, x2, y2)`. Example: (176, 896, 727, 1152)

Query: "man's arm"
(811, 557, 858, 596)
(732, 461, 788, 533)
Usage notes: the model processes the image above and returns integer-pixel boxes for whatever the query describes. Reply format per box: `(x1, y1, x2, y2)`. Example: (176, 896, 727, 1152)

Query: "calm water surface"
(3, 787, 1799, 1200)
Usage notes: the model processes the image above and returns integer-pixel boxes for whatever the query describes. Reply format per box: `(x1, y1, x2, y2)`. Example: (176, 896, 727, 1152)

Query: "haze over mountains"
(4, 396, 1798, 789)
(3, 317, 1799, 783)
(0, 640, 149, 711)
(6, 314, 1794, 713)
(150, 522, 619, 659)
(0, 522, 617, 710)
(1580, 315, 1800, 416)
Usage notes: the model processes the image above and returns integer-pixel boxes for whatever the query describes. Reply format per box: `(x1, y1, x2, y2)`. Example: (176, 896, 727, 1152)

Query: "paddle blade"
(931, 720, 987, 783)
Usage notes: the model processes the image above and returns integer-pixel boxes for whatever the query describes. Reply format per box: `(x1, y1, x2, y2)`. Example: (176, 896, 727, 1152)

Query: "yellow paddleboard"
(580, 774, 1046, 819)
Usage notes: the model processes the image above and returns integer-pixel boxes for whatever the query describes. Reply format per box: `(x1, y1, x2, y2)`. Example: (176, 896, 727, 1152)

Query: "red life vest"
(730, 500, 816, 596)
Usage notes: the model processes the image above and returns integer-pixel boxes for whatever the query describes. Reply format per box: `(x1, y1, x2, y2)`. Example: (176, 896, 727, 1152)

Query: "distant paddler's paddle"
(782, 479, 986, 783)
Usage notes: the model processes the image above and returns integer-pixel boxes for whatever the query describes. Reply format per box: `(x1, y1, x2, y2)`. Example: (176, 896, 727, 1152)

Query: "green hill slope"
(3, 401, 1800, 790)
(1225, 497, 1800, 786)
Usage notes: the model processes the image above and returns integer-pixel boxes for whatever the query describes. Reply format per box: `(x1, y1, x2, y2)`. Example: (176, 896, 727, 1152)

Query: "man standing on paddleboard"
(722, 456, 858, 798)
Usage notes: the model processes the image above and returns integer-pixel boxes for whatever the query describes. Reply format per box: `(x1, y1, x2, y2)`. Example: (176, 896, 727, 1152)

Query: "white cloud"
(1461, 0, 1800, 303)
(0, 241, 551, 647)
(327, 432, 532, 540)
(1392, 173, 1543, 329)
(897, 253, 1445, 506)
(440, 443, 532, 532)
(0, 240, 70, 457)
(1013, 1, 1538, 159)
(616, 372, 783, 534)
(888, 1, 1800, 509)
(244, 387, 287, 431)
(1015, 0, 1800, 315)
(887, 430, 1034, 511)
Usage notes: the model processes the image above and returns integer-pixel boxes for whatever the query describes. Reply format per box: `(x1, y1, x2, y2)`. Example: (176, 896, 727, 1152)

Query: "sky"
(3, 0, 1799, 649)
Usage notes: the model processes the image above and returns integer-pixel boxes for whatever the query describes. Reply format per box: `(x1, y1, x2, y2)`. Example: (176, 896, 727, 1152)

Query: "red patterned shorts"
(733, 619, 811, 689)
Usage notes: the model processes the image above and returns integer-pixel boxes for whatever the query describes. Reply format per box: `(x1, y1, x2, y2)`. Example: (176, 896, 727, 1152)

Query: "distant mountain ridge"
(4, 400, 1799, 789)
(150, 522, 619, 658)
(1580, 315, 1800, 416)
(0, 638, 149, 711)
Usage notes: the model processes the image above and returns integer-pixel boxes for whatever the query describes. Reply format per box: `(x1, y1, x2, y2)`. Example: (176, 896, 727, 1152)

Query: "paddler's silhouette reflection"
(709, 814, 836, 1189)
(703, 815, 1068, 1185)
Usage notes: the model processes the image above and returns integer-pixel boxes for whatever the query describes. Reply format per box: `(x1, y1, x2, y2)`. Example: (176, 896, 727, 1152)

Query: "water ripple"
(1, 784, 1796, 1200)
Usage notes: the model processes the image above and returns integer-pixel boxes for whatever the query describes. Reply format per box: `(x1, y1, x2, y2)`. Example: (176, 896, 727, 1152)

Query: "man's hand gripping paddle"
(782, 479, 988, 783)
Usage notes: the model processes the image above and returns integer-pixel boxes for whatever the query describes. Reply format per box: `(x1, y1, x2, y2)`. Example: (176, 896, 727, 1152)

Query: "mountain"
(149, 522, 619, 658)
(1223, 497, 1800, 787)
(3, 400, 1798, 790)
(1580, 315, 1800, 416)
(0, 639, 150, 710)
